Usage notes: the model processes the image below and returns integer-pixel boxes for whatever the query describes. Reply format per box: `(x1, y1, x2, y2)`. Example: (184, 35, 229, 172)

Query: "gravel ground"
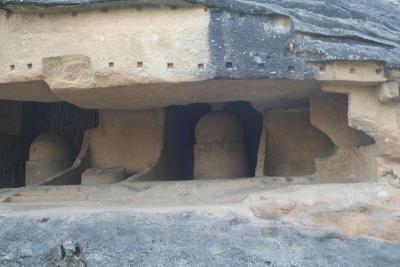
(1, 211, 400, 267)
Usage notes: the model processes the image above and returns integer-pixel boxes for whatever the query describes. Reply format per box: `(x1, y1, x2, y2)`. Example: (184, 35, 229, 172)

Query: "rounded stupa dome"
(29, 132, 72, 161)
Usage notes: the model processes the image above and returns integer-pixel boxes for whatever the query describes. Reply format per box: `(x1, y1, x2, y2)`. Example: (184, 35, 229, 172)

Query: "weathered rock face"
(1, 0, 399, 81)
(189, 0, 400, 69)
(87, 109, 164, 175)
(0, 0, 398, 107)
(264, 108, 334, 176)
(320, 84, 400, 183)
(0, 0, 397, 183)
(310, 94, 374, 148)
(0, 1, 398, 181)
(0, 1, 400, 265)
(310, 93, 377, 182)
(0, 180, 400, 266)
(1, 211, 400, 267)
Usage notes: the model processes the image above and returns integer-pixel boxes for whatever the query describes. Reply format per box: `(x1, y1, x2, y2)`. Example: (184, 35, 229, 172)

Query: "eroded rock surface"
(0, 180, 400, 266)
(1, 211, 400, 267)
